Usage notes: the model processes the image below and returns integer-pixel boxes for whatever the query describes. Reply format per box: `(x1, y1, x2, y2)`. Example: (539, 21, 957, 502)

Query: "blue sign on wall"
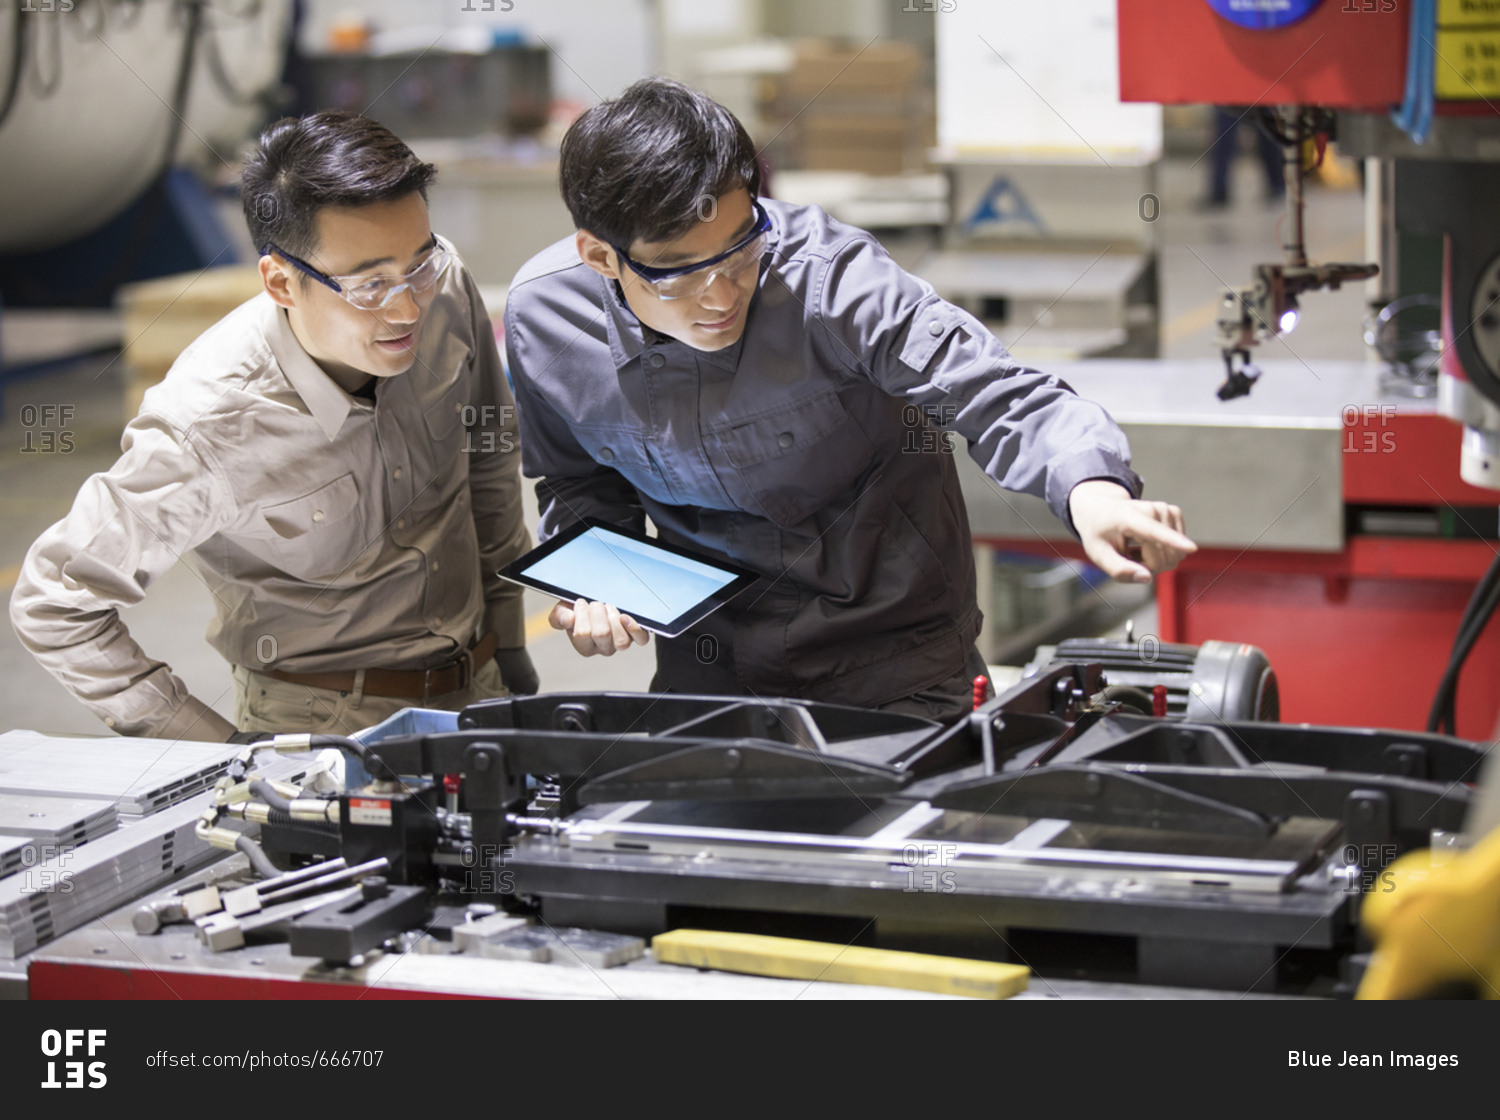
(1205, 0, 1322, 30)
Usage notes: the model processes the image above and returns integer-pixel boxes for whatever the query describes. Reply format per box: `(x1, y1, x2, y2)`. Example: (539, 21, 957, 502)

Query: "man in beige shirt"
(10, 112, 535, 742)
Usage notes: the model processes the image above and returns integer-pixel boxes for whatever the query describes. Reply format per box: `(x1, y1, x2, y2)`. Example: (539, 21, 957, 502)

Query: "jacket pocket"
(712, 391, 874, 526)
(574, 427, 673, 502)
(886, 496, 947, 602)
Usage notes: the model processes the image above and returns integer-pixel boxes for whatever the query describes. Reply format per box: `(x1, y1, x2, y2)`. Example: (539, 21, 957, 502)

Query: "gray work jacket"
(504, 199, 1140, 707)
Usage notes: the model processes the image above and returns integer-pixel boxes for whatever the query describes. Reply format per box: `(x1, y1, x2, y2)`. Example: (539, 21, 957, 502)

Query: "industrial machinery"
(72, 638, 1456, 996)
(1111, 0, 1500, 996)
(1209, 105, 1379, 401)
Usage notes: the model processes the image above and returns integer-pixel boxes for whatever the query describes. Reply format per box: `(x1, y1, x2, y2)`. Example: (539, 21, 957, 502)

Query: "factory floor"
(0, 153, 1370, 739)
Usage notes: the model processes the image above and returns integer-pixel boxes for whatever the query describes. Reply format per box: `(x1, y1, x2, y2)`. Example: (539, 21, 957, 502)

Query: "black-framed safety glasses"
(612, 200, 772, 300)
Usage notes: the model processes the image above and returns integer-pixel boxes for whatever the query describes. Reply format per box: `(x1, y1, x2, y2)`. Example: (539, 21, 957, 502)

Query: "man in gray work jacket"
(505, 78, 1194, 721)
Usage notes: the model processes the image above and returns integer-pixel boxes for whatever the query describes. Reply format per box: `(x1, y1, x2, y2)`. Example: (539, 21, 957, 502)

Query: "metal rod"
(1283, 107, 1307, 268)
(257, 857, 389, 905)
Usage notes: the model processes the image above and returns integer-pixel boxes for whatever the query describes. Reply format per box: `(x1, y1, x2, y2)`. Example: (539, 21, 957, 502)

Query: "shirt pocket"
(423, 381, 466, 445)
(254, 473, 367, 581)
(710, 391, 874, 527)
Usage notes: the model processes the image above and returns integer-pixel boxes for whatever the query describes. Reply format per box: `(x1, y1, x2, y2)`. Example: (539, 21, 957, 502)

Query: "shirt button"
(778, 431, 794, 448)
(393, 467, 403, 479)
(397, 519, 406, 530)
(648, 353, 666, 369)
(928, 320, 943, 336)
(104, 717, 116, 728)
(599, 447, 615, 463)
(312, 510, 325, 522)
(431, 561, 440, 571)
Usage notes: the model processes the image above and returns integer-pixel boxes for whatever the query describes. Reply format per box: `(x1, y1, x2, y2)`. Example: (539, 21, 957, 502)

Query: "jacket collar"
(599, 273, 747, 373)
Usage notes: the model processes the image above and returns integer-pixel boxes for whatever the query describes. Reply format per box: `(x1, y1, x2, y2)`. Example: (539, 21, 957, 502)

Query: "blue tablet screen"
(522, 527, 741, 623)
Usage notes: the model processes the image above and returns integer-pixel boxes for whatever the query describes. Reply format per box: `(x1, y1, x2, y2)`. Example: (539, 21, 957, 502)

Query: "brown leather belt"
(261, 631, 499, 701)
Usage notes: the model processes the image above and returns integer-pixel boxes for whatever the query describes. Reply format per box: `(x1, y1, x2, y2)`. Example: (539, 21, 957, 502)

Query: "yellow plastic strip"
(651, 928, 1029, 999)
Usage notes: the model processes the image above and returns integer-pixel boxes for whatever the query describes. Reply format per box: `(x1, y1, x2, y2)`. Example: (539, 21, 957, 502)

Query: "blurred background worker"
(1203, 105, 1286, 209)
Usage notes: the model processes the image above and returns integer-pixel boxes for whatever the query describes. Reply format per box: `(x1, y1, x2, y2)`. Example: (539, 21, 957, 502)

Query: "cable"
(1431, 557, 1500, 733)
(25, 4, 61, 99)
(43, 0, 204, 307)
(297, 733, 405, 783)
(201, 0, 282, 107)
(1096, 684, 1155, 717)
(248, 778, 294, 814)
(234, 832, 281, 878)
(1392, 0, 1436, 144)
(0, 3, 21, 136)
(1427, 549, 1500, 735)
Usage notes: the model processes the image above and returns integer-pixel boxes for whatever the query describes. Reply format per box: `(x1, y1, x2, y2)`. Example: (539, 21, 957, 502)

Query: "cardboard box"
(783, 39, 923, 98)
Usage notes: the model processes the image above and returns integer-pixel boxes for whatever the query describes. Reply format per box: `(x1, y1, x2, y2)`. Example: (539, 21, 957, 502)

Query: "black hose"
(304, 733, 403, 783)
(1428, 553, 1500, 733)
(234, 832, 280, 878)
(1427, 549, 1500, 735)
(1097, 684, 1156, 717)
(248, 778, 294, 814)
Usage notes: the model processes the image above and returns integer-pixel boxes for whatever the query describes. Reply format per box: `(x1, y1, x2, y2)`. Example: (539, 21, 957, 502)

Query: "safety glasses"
(262, 242, 453, 311)
(612, 201, 772, 300)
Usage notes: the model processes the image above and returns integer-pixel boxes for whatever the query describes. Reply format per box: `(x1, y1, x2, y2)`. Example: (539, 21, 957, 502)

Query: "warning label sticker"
(348, 798, 393, 826)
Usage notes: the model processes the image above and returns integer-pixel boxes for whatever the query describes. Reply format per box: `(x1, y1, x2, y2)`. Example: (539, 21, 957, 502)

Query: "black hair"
(240, 111, 436, 262)
(559, 77, 761, 249)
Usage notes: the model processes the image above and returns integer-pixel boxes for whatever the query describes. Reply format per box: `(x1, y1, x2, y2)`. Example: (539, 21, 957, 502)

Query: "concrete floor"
(0, 152, 1371, 738)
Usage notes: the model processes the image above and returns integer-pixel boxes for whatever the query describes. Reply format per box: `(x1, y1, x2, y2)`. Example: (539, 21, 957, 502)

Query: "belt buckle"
(422, 652, 471, 702)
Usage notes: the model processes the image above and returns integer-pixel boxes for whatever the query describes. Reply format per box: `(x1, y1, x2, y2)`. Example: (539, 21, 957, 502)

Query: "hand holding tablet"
(549, 597, 652, 657)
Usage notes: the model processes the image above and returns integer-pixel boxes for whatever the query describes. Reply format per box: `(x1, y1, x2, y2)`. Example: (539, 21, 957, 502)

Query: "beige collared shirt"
(10, 244, 530, 741)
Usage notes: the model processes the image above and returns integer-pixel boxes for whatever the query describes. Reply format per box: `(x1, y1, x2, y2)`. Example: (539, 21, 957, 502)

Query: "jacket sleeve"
(504, 288, 647, 542)
(460, 268, 532, 649)
(804, 233, 1141, 534)
(8, 415, 240, 740)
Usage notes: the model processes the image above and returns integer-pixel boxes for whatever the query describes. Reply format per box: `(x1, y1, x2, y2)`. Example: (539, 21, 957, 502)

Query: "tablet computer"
(498, 519, 759, 638)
